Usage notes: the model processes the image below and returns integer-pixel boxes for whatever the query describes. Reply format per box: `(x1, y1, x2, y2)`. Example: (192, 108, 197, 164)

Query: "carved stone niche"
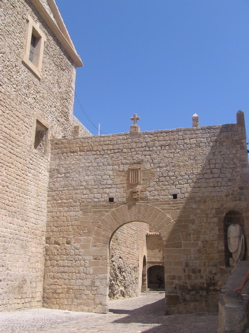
(128, 167, 141, 201)
(129, 168, 141, 185)
(131, 187, 140, 200)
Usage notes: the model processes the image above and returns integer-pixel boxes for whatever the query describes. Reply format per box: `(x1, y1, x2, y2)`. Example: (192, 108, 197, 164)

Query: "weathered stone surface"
(110, 222, 149, 299)
(223, 291, 243, 307)
(2, 0, 249, 320)
(219, 295, 247, 333)
(44, 113, 249, 314)
(218, 262, 249, 333)
(1, 0, 89, 311)
(109, 222, 149, 299)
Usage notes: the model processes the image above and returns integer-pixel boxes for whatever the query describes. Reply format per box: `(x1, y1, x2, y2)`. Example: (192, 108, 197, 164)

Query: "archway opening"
(146, 231, 164, 290)
(147, 265, 165, 290)
(108, 222, 164, 300)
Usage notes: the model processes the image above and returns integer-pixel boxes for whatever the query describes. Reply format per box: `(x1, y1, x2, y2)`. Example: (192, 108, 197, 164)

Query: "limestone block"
(218, 291, 247, 333)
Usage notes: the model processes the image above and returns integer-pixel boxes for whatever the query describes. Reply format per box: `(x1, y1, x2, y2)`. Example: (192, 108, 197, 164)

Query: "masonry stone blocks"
(44, 113, 249, 314)
(1, 0, 249, 317)
(1, 0, 88, 311)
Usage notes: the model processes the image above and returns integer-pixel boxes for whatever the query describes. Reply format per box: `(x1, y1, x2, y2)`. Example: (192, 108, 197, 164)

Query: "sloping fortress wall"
(1, 0, 89, 311)
(44, 111, 249, 314)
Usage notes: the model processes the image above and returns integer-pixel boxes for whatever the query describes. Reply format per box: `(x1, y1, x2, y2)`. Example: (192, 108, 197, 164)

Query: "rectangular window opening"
(34, 120, 48, 152)
(23, 15, 46, 79)
(172, 194, 178, 199)
(109, 197, 114, 202)
(29, 29, 41, 66)
(29, 33, 37, 62)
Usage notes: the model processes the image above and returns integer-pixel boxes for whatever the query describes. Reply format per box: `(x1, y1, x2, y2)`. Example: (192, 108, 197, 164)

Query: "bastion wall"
(1, 0, 89, 311)
(2, 0, 249, 316)
(44, 111, 249, 314)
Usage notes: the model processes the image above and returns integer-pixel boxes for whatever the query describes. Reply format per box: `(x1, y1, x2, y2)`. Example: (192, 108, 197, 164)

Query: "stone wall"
(2, 0, 249, 316)
(218, 261, 249, 333)
(146, 233, 164, 288)
(147, 234, 164, 263)
(44, 111, 249, 314)
(1, 0, 88, 311)
(109, 222, 149, 299)
(47, 114, 248, 203)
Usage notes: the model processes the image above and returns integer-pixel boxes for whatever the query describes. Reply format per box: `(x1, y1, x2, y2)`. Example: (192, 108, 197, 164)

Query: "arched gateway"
(43, 203, 182, 314)
(2, 0, 249, 315)
(43, 111, 249, 316)
(90, 203, 180, 313)
(93, 203, 177, 245)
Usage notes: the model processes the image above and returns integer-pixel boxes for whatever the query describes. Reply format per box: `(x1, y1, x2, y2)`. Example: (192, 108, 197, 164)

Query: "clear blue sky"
(56, 0, 249, 139)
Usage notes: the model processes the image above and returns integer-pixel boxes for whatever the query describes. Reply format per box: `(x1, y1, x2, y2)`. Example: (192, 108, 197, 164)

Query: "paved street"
(0, 292, 218, 333)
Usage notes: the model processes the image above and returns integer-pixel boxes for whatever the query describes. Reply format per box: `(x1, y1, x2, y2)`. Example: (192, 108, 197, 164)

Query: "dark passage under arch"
(148, 265, 165, 290)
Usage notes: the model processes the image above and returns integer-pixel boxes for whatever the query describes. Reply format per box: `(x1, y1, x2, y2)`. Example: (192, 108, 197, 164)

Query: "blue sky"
(56, 0, 249, 139)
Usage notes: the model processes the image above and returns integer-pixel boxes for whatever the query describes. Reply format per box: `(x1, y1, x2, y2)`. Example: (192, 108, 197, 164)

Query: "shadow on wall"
(161, 115, 249, 314)
(101, 113, 249, 313)
(44, 111, 249, 314)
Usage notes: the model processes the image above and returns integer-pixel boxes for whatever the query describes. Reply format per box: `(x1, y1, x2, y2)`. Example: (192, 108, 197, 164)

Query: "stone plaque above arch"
(127, 164, 142, 201)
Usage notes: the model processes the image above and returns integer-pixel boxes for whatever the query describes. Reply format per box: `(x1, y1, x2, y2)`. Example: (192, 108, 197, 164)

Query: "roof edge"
(47, 0, 75, 50)
(29, 0, 83, 67)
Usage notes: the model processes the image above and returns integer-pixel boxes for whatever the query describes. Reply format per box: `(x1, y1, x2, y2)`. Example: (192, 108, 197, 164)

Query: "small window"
(23, 15, 46, 79)
(34, 120, 48, 153)
(29, 33, 38, 62)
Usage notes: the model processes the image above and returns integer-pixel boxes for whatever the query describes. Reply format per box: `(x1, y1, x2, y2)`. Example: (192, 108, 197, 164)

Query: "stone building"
(1, 0, 89, 311)
(44, 112, 249, 314)
(1, 0, 249, 316)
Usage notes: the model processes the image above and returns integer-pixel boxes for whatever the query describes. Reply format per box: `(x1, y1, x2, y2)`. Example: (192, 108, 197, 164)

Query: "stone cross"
(130, 114, 140, 125)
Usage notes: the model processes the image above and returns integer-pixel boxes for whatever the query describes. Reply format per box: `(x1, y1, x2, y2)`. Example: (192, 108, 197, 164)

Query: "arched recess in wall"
(147, 265, 165, 290)
(223, 210, 246, 267)
(109, 221, 149, 299)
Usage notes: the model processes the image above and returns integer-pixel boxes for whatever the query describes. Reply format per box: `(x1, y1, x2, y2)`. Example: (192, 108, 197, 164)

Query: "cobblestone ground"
(0, 292, 218, 333)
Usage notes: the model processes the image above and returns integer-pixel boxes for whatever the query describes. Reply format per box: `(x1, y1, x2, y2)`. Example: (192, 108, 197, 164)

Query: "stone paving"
(0, 292, 218, 333)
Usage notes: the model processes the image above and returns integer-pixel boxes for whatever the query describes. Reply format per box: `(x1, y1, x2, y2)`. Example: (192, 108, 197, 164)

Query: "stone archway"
(147, 265, 165, 290)
(108, 221, 149, 299)
(91, 203, 181, 313)
(92, 203, 179, 246)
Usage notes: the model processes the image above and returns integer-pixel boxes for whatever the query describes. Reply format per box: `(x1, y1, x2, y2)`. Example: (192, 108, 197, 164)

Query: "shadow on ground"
(109, 297, 218, 333)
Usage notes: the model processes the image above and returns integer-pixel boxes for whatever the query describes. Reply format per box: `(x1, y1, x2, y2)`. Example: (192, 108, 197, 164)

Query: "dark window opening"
(173, 194, 177, 199)
(34, 120, 48, 152)
(109, 197, 114, 202)
(29, 34, 37, 62)
(28, 29, 41, 66)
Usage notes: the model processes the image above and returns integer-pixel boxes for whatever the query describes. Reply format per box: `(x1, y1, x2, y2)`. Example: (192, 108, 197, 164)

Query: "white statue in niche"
(227, 224, 245, 266)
